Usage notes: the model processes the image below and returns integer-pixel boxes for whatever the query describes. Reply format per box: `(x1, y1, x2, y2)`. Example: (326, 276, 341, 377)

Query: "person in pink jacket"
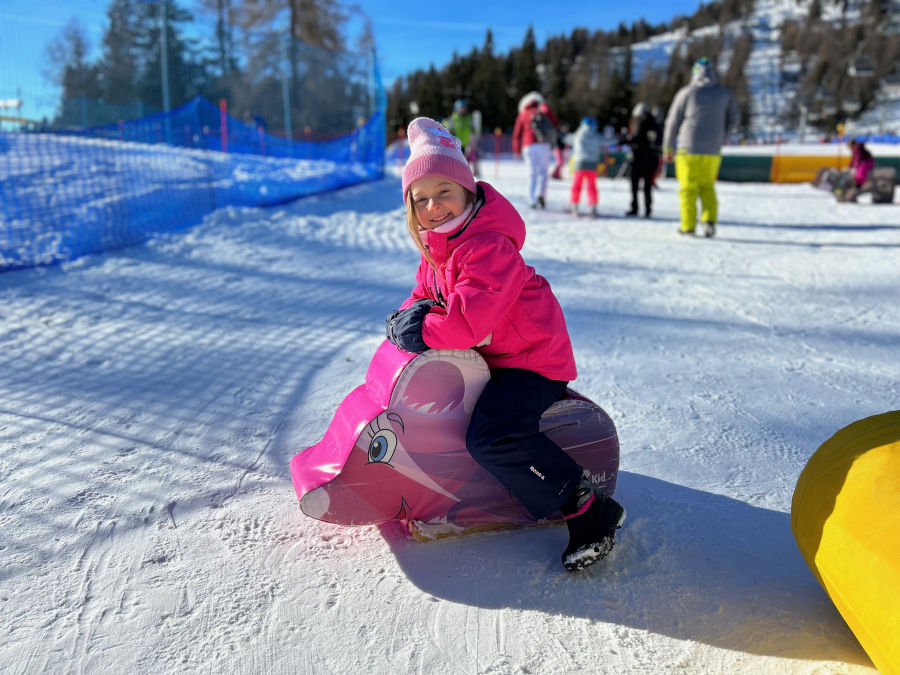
(849, 139, 875, 186)
(385, 117, 625, 571)
(837, 139, 876, 202)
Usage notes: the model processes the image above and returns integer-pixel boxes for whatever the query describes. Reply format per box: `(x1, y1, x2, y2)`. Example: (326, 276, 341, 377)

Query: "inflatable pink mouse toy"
(290, 341, 619, 534)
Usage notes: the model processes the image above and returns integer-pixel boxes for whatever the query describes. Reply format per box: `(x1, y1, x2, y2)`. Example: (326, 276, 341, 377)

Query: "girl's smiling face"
(409, 176, 468, 230)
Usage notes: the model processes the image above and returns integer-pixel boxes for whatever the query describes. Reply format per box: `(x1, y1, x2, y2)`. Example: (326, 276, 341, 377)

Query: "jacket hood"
(464, 182, 525, 250)
(518, 91, 544, 113)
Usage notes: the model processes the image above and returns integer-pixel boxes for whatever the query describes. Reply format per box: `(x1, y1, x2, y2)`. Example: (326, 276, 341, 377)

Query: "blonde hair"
(404, 186, 476, 272)
(405, 191, 435, 270)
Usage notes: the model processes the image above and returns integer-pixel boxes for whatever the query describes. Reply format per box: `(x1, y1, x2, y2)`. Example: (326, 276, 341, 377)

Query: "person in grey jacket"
(662, 57, 739, 237)
(569, 116, 603, 217)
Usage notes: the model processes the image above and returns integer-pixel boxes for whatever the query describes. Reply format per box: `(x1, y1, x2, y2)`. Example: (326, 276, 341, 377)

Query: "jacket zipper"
(427, 185, 485, 309)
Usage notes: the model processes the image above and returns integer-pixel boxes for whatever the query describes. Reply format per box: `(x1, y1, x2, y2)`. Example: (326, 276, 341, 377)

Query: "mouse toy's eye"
(368, 429, 398, 464)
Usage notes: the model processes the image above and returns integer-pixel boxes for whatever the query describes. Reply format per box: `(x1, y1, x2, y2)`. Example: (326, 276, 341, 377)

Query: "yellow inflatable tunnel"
(770, 154, 851, 183)
(791, 411, 900, 674)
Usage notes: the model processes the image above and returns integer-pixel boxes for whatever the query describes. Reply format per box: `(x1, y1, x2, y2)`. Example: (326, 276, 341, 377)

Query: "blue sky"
(359, 0, 703, 84)
(1, 0, 703, 121)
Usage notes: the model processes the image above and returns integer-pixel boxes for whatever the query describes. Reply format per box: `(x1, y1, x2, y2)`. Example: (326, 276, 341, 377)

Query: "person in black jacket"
(625, 102, 661, 217)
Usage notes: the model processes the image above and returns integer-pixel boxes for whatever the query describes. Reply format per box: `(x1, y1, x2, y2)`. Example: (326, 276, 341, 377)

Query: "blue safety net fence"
(0, 96, 385, 272)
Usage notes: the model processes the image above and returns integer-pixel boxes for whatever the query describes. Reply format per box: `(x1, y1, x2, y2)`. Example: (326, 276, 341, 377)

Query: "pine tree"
(42, 19, 100, 127)
(600, 48, 633, 135)
(232, 0, 356, 134)
(97, 0, 141, 107)
(416, 66, 445, 120)
(471, 30, 508, 132)
(133, 0, 200, 112)
(513, 27, 541, 101)
(234, 0, 346, 50)
(194, 0, 239, 99)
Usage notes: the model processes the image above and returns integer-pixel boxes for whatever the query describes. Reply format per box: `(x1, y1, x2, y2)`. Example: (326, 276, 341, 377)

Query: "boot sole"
(562, 508, 626, 572)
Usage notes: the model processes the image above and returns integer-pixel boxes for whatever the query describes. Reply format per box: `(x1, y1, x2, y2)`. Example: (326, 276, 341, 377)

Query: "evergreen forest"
(385, 0, 900, 140)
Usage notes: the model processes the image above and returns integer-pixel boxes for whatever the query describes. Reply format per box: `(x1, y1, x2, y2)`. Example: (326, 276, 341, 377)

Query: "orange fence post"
(836, 123, 845, 169)
(219, 98, 228, 153)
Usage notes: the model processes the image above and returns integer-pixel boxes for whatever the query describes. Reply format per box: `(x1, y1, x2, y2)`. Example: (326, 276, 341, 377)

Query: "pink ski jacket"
(850, 143, 875, 187)
(400, 182, 577, 382)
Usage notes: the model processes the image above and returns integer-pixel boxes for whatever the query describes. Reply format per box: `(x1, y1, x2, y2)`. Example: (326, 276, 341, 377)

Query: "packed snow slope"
(1, 159, 897, 673)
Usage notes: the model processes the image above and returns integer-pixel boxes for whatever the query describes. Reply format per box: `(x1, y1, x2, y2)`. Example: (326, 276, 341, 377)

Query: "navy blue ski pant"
(465, 368, 584, 519)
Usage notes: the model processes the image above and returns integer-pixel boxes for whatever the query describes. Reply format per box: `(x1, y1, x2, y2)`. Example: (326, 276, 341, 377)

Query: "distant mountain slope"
(626, 0, 900, 139)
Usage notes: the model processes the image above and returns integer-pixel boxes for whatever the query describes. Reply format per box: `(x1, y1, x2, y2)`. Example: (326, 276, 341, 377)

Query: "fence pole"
(160, 0, 171, 144)
(836, 123, 844, 169)
(219, 98, 228, 153)
(280, 35, 293, 147)
(160, 1, 170, 113)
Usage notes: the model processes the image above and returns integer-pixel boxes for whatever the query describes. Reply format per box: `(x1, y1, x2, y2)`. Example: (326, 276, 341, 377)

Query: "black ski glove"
(386, 299, 435, 353)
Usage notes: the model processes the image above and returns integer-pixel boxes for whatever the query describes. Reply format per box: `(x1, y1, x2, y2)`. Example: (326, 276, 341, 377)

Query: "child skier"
(385, 117, 626, 571)
(445, 98, 480, 178)
(569, 116, 602, 217)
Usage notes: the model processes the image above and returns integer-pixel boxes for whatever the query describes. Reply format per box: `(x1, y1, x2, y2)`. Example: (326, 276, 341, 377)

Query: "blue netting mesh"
(2, 50, 386, 271)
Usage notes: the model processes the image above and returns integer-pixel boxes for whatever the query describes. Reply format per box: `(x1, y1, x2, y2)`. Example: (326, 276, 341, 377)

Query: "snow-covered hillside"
(627, 0, 900, 140)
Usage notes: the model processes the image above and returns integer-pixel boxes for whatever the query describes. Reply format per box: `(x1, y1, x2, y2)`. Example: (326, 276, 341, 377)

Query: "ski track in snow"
(1, 159, 897, 673)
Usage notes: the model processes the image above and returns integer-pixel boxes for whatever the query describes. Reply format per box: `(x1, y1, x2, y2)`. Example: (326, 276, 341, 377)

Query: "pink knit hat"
(401, 117, 476, 198)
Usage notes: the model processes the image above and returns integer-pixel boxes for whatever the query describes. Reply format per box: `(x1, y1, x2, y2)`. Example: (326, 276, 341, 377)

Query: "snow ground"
(1, 158, 897, 673)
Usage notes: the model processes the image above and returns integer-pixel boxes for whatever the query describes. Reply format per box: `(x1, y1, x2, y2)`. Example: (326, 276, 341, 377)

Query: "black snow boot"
(561, 481, 625, 572)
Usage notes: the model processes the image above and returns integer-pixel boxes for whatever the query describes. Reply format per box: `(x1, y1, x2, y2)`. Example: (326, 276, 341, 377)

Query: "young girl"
(569, 116, 602, 217)
(385, 117, 625, 571)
